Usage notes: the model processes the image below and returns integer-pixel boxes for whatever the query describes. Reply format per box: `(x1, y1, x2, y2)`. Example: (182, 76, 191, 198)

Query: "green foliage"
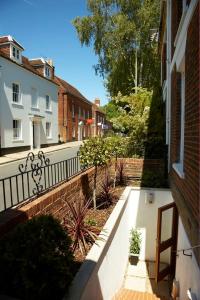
(85, 218, 97, 227)
(141, 170, 168, 188)
(129, 228, 142, 254)
(116, 160, 127, 186)
(106, 135, 127, 158)
(79, 137, 111, 169)
(0, 215, 74, 300)
(73, 0, 160, 96)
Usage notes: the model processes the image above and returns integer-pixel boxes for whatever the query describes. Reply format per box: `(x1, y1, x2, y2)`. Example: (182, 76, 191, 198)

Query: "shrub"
(129, 229, 142, 254)
(63, 199, 99, 255)
(0, 215, 74, 300)
(116, 160, 127, 186)
(141, 170, 168, 188)
(97, 172, 115, 208)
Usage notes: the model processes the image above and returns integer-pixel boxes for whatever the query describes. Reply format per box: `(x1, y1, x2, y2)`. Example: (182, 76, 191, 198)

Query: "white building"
(0, 35, 58, 155)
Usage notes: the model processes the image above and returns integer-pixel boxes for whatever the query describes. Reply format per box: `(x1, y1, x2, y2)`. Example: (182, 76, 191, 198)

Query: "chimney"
(94, 98, 100, 107)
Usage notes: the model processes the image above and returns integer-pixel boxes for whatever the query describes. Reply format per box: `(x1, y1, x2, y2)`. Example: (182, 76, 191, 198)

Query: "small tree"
(106, 136, 127, 188)
(79, 137, 110, 209)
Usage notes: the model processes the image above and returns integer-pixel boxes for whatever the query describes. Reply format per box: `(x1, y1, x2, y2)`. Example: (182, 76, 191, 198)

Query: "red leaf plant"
(63, 199, 100, 255)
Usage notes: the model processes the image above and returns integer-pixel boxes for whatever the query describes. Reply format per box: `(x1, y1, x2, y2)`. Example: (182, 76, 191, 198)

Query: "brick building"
(55, 76, 93, 142)
(160, 0, 200, 298)
(92, 98, 107, 137)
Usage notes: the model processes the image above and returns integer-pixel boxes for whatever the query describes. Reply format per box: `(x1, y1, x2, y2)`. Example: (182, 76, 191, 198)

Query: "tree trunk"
(93, 165, 97, 210)
(113, 155, 117, 188)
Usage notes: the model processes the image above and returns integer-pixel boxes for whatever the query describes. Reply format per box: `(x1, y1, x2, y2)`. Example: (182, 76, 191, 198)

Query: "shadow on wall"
(141, 86, 168, 188)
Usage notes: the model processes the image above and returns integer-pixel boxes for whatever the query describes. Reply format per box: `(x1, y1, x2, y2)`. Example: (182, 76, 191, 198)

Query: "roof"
(92, 103, 105, 114)
(55, 76, 92, 105)
(0, 35, 24, 50)
(0, 49, 58, 86)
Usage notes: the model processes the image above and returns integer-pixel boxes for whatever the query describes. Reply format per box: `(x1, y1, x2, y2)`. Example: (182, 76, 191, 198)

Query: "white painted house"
(0, 35, 58, 155)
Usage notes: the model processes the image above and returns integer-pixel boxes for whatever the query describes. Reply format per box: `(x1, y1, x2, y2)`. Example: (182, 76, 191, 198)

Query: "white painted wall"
(66, 188, 173, 300)
(128, 188, 174, 262)
(175, 218, 200, 300)
(0, 56, 58, 149)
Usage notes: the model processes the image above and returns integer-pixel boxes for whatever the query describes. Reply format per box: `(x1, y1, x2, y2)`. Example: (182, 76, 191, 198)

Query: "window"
(72, 104, 75, 118)
(45, 66, 50, 78)
(12, 47, 16, 57)
(79, 107, 81, 118)
(16, 49, 19, 59)
(88, 111, 90, 118)
(72, 125, 75, 138)
(31, 87, 38, 108)
(46, 95, 51, 110)
(13, 119, 21, 140)
(46, 122, 51, 138)
(12, 83, 20, 103)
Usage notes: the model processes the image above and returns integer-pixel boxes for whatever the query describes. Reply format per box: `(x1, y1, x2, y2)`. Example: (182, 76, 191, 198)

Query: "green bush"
(0, 215, 74, 300)
(129, 229, 141, 254)
(141, 170, 168, 188)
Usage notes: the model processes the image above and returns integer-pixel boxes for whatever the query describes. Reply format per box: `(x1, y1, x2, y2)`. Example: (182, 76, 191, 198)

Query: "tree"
(79, 137, 110, 209)
(106, 136, 127, 187)
(73, 0, 160, 96)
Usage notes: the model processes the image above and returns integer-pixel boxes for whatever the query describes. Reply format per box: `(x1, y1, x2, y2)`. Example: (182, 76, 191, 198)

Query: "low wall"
(66, 187, 173, 300)
(110, 158, 165, 178)
(0, 166, 107, 236)
(66, 187, 131, 300)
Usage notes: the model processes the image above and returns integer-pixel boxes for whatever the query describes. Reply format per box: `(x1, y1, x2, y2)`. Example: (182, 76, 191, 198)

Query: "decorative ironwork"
(19, 151, 50, 196)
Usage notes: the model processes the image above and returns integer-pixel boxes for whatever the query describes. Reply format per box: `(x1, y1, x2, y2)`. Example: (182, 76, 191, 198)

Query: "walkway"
(0, 141, 83, 165)
(114, 260, 171, 300)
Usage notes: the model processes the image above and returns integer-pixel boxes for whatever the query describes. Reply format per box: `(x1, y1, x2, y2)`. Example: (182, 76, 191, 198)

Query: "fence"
(0, 151, 83, 212)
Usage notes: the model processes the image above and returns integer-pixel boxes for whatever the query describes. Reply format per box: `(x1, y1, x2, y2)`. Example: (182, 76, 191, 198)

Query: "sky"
(0, 0, 109, 105)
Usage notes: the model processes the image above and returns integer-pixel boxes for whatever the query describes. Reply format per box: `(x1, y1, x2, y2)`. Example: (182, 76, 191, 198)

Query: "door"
(155, 202, 178, 283)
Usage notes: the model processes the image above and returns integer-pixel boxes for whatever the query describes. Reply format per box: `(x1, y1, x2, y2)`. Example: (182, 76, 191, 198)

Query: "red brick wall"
(58, 88, 92, 142)
(169, 5, 200, 254)
(0, 165, 107, 236)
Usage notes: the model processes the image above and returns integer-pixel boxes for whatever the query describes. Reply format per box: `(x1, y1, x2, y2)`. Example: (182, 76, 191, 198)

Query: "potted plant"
(129, 228, 142, 265)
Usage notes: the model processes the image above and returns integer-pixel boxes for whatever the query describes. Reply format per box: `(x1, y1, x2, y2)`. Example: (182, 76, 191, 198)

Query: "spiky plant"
(63, 199, 99, 255)
(116, 160, 127, 186)
(97, 172, 114, 208)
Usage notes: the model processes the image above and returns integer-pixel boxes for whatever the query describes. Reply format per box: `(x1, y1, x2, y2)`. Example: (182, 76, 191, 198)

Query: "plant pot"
(129, 253, 139, 265)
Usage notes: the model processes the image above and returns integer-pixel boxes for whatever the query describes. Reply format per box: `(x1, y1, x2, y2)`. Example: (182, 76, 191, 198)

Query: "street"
(0, 143, 81, 212)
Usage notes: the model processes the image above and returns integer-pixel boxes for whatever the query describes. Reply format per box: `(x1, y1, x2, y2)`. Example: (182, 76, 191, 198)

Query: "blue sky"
(0, 0, 109, 105)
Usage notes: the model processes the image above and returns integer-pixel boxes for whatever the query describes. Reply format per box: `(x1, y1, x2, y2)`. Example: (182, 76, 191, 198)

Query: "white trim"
(173, 163, 185, 179)
(170, 0, 198, 72)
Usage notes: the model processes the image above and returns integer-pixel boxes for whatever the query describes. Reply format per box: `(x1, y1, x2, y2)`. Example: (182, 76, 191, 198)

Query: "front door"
(155, 202, 178, 283)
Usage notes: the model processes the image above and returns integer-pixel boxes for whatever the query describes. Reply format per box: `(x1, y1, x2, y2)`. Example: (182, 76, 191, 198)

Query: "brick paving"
(113, 289, 168, 300)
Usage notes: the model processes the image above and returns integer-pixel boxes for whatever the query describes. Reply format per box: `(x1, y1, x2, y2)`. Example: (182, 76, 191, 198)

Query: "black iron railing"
(0, 151, 84, 212)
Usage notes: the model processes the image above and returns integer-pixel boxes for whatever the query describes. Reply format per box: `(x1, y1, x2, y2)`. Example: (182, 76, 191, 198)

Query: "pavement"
(0, 141, 83, 165)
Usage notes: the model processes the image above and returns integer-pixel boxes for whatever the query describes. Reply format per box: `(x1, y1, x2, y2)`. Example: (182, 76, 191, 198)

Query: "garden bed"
(69, 186, 125, 265)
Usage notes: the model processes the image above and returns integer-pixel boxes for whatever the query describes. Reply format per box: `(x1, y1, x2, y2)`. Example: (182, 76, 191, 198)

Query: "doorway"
(155, 202, 178, 283)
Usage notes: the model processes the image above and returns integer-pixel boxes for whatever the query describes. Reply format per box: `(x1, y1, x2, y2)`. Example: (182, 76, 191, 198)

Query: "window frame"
(46, 122, 52, 138)
(45, 95, 51, 111)
(31, 87, 38, 109)
(12, 83, 21, 104)
(13, 119, 22, 140)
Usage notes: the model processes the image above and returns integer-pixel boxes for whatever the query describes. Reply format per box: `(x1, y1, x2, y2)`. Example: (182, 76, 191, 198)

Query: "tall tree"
(73, 0, 160, 96)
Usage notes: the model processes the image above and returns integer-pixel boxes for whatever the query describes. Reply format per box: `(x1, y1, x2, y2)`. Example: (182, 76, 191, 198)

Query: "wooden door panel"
(155, 202, 178, 283)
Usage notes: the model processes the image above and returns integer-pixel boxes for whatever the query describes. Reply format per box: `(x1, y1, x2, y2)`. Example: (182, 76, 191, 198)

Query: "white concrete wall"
(128, 188, 174, 262)
(66, 188, 173, 300)
(0, 56, 58, 149)
(175, 218, 200, 300)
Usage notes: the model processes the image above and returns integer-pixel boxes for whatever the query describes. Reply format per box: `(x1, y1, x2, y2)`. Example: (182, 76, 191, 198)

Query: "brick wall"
(109, 158, 165, 178)
(169, 4, 200, 263)
(58, 89, 92, 142)
(0, 165, 107, 236)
